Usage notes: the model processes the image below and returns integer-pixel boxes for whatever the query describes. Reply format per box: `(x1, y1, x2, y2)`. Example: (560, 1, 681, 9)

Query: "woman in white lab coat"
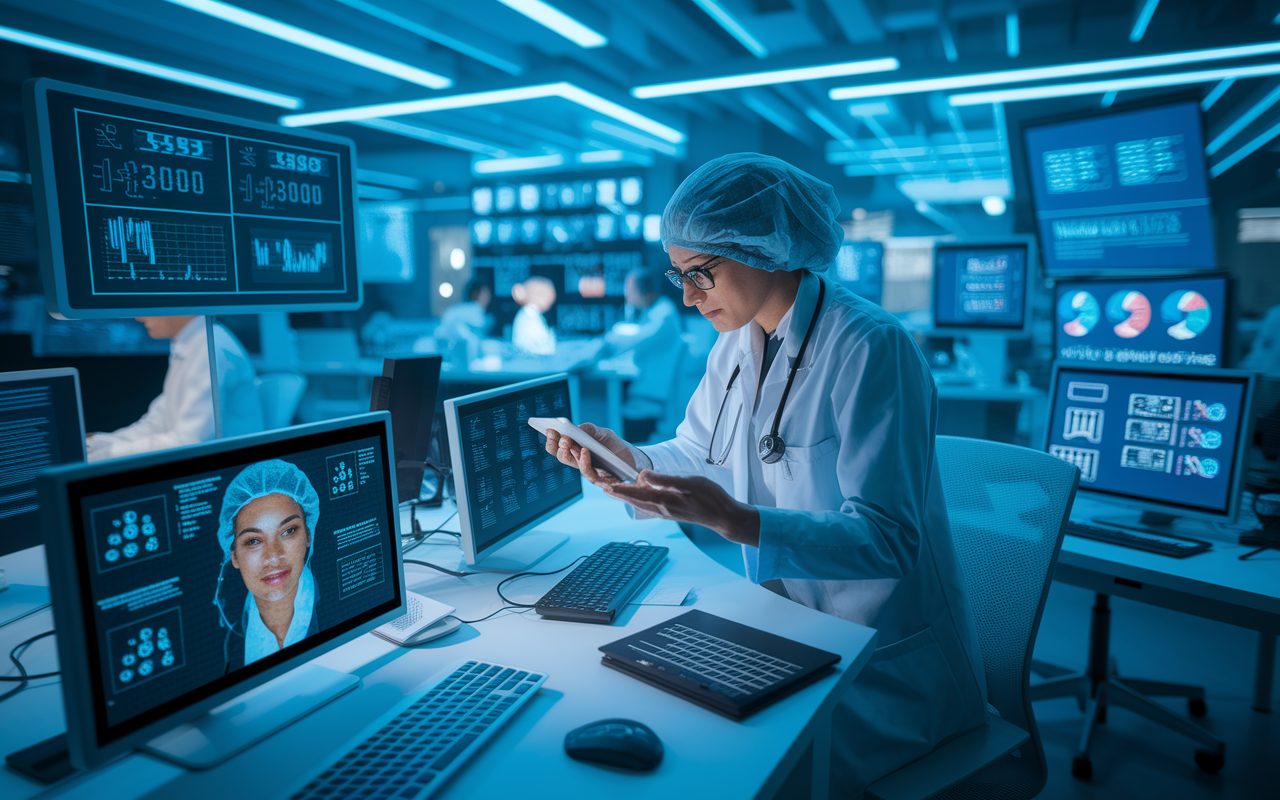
(545, 153, 988, 797)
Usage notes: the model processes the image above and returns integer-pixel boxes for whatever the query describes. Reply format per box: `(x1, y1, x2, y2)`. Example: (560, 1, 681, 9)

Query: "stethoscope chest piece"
(758, 434, 785, 464)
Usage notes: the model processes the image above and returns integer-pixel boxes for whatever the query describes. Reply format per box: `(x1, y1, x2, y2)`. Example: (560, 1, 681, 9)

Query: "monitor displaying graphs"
(1054, 275, 1226, 367)
(24, 79, 361, 317)
(1023, 100, 1216, 275)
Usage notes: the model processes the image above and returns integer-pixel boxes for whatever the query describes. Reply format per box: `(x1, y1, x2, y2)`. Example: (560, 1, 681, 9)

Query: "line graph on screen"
(100, 215, 229, 282)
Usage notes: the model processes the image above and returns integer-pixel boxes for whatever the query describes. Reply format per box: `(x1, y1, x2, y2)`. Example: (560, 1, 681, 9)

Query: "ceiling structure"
(3, 0, 1280, 220)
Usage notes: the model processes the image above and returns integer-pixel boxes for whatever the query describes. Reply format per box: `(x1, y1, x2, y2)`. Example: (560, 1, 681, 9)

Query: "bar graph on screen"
(250, 230, 332, 276)
(100, 214, 229, 283)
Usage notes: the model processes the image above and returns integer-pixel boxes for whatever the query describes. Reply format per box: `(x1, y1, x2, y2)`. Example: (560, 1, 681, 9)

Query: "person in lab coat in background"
(605, 268, 683, 444)
(511, 276, 557, 355)
(86, 315, 262, 461)
(544, 153, 988, 798)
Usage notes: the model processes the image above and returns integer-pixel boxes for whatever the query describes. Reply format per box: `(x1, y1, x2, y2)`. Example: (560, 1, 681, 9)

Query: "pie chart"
(1106, 290, 1151, 339)
(1162, 290, 1211, 341)
(1058, 291, 1099, 338)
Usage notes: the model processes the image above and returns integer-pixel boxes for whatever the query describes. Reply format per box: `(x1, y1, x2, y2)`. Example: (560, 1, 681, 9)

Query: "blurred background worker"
(435, 278, 493, 364)
(86, 315, 262, 461)
(605, 267, 683, 443)
(511, 276, 558, 355)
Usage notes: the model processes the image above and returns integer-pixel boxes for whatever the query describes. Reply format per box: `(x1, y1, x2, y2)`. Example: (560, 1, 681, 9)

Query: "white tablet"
(528, 417, 640, 482)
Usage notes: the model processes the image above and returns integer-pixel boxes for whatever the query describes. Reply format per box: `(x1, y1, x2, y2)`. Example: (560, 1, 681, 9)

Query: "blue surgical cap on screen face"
(660, 153, 844, 274)
(216, 459, 320, 559)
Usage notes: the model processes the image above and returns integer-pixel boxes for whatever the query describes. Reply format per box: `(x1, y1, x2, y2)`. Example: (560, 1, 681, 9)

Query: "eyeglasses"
(665, 265, 716, 290)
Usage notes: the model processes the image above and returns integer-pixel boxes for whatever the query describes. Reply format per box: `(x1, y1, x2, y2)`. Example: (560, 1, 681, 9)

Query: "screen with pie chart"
(1055, 275, 1225, 366)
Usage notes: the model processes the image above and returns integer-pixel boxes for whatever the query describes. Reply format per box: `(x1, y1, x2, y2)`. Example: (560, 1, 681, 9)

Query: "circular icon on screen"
(1106, 291, 1151, 339)
(1161, 290, 1212, 341)
(1058, 291, 1100, 338)
(1200, 430, 1223, 449)
(1205, 402, 1226, 422)
(1201, 458, 1220, 477)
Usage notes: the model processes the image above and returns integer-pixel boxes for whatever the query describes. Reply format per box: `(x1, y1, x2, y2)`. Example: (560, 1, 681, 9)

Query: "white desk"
(0, 489, 876, 800)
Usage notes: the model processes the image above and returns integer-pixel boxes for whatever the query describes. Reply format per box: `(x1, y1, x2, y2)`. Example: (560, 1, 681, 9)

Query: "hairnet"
(660, 153, 844, 274)
(216, 459, 320, 558)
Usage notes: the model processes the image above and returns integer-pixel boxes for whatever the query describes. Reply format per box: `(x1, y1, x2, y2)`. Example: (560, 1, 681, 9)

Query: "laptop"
(599, 609, 840, 720)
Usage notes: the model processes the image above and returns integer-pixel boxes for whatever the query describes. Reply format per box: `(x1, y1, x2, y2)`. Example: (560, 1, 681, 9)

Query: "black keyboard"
(1066, 522, 1212, 558)
(535, 541, 668, 624)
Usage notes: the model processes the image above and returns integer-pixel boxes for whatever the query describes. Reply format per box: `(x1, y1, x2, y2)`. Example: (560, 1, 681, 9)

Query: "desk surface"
(0, 489, 875, 800)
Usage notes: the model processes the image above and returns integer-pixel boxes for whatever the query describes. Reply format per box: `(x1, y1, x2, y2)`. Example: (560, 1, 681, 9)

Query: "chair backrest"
(934, 435, 1079, 799)
(255, 372, 308, 431)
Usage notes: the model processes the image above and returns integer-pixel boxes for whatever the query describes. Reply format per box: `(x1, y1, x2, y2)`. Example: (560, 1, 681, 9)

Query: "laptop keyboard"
(625, 622, 802, 698)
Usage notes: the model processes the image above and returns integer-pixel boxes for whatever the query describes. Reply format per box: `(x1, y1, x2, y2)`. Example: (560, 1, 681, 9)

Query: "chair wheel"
(1072, 756, 1093, 780)
(1194, 749, 1224, 774)
(1189, 698, 1207, 717)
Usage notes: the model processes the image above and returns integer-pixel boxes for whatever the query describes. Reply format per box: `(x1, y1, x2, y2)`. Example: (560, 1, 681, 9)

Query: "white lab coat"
(605, 296, 682, 420)
(512, 305, 556, 355)
(639, 270, 988, 796)
(87, 317, 263, 461)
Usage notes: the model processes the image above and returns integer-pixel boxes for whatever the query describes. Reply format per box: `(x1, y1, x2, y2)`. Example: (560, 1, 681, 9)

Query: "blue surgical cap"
(660, 153, 844, 274)
(216, 459, 320, 558)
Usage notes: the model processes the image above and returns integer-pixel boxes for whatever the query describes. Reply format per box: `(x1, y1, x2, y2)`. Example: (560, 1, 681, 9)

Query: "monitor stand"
(963, 332, 1008, 389)
(0, 583, 50, 628)
(142, 663, 359, 769)
(1092, 509, 1179, 534)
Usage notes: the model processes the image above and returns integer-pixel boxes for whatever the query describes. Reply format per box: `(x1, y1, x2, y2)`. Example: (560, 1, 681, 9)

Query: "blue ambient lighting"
(1006, 12, 1020, 58)
(496, 0, 607, 48)
(691, 0, 769, 58)
(355, 119, 509, 157)
(1130, 0, 1161, 43)
(948, 62, 1280, 106)
(631, 58, 900, 99)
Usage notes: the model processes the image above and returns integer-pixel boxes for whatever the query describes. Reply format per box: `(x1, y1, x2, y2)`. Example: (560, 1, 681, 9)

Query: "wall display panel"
(24, 79, 361, 317)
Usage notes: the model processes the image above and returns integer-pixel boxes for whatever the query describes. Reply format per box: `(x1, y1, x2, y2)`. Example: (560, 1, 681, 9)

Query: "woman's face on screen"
(231, 493, 310, 604)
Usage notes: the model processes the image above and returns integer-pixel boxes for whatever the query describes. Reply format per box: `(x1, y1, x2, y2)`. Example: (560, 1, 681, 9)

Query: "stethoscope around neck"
(706, 278, 825, 466)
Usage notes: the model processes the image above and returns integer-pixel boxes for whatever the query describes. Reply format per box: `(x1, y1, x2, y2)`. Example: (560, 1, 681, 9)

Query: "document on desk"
(632, 582, 691, 606)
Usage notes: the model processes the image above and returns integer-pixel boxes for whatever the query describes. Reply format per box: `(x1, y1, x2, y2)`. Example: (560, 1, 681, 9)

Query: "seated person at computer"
(86, 315, 262, 461)
(604, 268, 683, 443)
(544, 154, 987, 798)
(436, 278, 493, 362)
(216, 459, 321, 670)
(511, 276, 557, 355)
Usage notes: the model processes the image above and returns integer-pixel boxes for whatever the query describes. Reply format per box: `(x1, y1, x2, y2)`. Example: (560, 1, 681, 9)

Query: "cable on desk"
(401, 510, 460, 557)
(494, 556, 588, 608)
(403, 559, 481, 578)
(0, 629, 58, 704)
(444, 607, 534, 625)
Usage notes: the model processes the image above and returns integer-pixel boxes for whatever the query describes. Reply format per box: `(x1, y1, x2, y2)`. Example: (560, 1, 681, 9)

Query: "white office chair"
(255, 372, 308, 431)
(866, 436, 1080, 800)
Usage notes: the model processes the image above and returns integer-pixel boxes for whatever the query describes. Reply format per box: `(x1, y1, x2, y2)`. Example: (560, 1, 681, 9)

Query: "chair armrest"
(865, 715, 1030, 800)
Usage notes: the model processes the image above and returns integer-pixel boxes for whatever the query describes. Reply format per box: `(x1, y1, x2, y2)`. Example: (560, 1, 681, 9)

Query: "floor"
(682, 527, 1280, 800)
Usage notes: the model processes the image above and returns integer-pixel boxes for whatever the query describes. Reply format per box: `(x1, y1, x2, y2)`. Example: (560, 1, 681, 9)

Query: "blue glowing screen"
(1024, 101, 1216, 275)
(834, 241, 883, 305)
(933, 243, 1027, 329)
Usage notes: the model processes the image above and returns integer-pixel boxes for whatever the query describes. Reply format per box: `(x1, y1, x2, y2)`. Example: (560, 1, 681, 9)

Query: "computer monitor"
(1054, 274, 1229, 368)
(24, 78, 361, 318)
(834, 241, 883, 305)
(1045, 364, 1255, 530)
(369, 356, 443, 506)
(1022, 98, 1216, 276)
(932, 239, 1031, 333)
(37, 413, 404, 769)
(444, 374, 581, 567)
(1, 368, 87, 556)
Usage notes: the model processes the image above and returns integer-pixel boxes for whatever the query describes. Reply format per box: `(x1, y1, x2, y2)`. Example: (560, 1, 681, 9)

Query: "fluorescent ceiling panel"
(831, 41, 1280, 100)
(1210, 117, 1280, 177)
(161, 0, 452, 89)
(631, 58, 899, 99)
(495, 0, 607, 48)
(0, 24, 303, 108)
(588, 119, 680, 156)
(1130, 0, 1161, 43)
(473, 154, 565, 174)
(1006, 12, 1019, 58)
(691, 0, 768, 58)
(1201, 78, 1235, 111)
(282, 82, 686, 144)
(948, 62, 1280, 106)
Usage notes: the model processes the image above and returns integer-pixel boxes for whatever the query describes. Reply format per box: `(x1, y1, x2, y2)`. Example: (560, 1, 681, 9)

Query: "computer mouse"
(402, 616, 462, 646)
(564, 718, 663, 771)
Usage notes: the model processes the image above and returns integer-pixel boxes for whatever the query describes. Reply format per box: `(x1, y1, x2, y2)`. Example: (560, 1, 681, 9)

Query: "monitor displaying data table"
(932, 240, 1030, 331)
(1054, 274, 1228, 367)
(1023, 99, 1216, 276)
(834, 241, 883, 306)
(24, 79, 361, 318)
(1045, 365, 1254, 521)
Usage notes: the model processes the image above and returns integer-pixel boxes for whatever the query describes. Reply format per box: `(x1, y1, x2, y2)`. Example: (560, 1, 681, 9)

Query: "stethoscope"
(706, 278, 825, 466)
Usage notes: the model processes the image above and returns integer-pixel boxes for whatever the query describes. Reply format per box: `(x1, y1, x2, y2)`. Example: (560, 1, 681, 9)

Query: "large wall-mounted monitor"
(1054, 274, 1229, 368)
(834, 241, 883, 306)
(24, 79, 362, 318)
(932, 239, 1030, 333)
(1023, 99, 1216, 276)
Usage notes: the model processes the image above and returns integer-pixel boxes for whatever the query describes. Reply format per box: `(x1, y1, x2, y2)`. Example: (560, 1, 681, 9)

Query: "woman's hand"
(604, 471, 761, 548)
(544, 422, 637, 488)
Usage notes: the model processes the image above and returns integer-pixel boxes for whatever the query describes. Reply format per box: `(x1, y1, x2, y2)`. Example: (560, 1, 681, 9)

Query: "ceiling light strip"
(495, 0, 607, 49)
(356, 119, 509, 157)
(631, 58, 899, 99)
(1209, 117, 1280, 177)
(691, 0, 768, 58)
(947, 62, 1280, 106)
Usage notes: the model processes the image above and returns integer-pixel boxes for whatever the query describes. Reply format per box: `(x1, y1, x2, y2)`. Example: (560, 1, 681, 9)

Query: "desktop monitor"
(1022, 98, 1216, 276)
(37, 413, 404, 769)
(1044, 364, 1255, 528)
(23, 78, 362, 318)
(369, 356, 443, 505)
(932, 240, 1030, 333)
(0, 368, 86, 555)
(834, 241, 883, 305)
(1054, 274, 1229, 368)
(444, 374, 582, 567)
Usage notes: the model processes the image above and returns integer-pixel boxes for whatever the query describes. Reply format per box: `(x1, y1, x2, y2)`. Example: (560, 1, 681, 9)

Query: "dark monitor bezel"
(1043, 363, 1255, 523)
(0, 367, 86, 555)
(1051, 272, 1233, 368)
(443, 374, 582, 566)
(931, 238, 1034, 334)
(370, 355, 443, 504)
(38, 413, 405, 769)
(23, 77, 363, 319)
